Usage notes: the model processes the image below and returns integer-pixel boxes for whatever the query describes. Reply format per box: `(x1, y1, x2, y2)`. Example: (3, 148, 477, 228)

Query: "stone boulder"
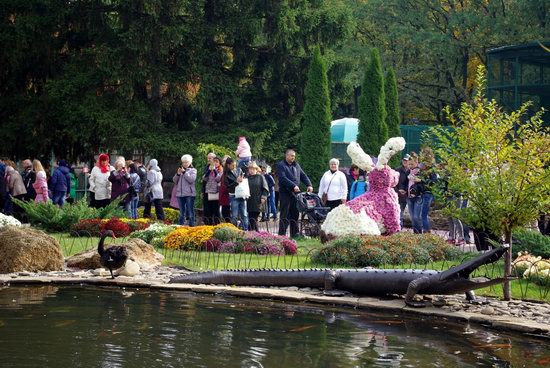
(0, 226, 65, 273)
(66, 238, 164, 271)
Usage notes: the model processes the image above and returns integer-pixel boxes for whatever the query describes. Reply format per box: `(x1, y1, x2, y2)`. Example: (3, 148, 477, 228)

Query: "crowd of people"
(0, 138, 478, 240)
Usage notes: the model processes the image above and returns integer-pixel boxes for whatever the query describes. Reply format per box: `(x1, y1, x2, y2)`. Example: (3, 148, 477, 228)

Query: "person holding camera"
(173, 154, 196, 225)
(203, 156, 222, 225)
(109, 158, 131, 213)
(223, 157, 249, 230)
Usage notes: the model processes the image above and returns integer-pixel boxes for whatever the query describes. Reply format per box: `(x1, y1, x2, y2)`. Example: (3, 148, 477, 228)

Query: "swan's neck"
(98, 235, 108, 256)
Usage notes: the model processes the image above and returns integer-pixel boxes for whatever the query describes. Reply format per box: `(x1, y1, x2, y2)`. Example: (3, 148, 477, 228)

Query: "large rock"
(66, 238, 164, 271)
(0, 226, 65, 273)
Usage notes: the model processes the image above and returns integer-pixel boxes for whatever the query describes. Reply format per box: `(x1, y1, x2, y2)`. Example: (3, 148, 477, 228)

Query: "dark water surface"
(0, 285, 548, 367)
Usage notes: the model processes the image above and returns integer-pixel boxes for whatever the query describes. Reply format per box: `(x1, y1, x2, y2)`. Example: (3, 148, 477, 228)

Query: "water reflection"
(0, 286, 548, 368)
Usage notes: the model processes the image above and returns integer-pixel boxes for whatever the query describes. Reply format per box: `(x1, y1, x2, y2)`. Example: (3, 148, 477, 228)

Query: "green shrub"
(312, 232, 458, 267)
(213, 226, 243, 242)
(512, 229, 550, 258)
(354, 245, 389, 267)
(13, 197, 124, 232)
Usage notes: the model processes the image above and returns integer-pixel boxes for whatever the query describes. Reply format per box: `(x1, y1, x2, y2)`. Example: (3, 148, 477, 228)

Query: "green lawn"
(52, 233, 549, 302)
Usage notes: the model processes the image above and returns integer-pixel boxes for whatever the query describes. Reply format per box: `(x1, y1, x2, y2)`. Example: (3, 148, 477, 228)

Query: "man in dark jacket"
(50, 160, 72, 206)
(21, 159, 36, 201)
(395, 154, 411, 228)
(276, 149, 313, 237)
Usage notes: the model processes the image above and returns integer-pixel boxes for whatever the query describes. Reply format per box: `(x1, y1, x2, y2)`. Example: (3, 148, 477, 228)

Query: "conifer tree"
(385, 67, 402, 167)
(300, 47, 332, 191)
(357, 48, 387, 156)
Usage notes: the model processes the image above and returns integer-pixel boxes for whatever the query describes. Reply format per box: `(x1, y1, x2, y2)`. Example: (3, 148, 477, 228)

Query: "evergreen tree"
(300, 47, 331, 191)
(385, 67, 402, 167)
(357, 48, 387, 156)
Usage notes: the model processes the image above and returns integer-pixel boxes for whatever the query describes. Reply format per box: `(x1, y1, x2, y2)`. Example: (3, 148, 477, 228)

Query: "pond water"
(0, 285, 548, 367)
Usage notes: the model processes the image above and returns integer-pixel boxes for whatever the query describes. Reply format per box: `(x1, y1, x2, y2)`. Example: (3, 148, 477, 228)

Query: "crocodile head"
(431, 245, 514, 294)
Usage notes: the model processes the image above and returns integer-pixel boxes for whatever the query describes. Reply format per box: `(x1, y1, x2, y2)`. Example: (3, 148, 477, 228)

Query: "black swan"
(97, 230, 128, 279)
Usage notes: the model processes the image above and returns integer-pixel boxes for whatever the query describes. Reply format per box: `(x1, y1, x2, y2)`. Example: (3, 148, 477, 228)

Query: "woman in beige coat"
(5, 165, 27, 219)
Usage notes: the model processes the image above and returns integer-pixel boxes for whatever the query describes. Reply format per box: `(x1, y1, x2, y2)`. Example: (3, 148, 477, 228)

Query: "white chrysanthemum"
(347, 142, 374, 172)
(376, 137, 406, 168)
(321, 205, 381, 236)
(0, 213, 22, 227)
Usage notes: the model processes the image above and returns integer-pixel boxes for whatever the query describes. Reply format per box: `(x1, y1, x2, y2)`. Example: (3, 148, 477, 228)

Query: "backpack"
(129, 173, 140, 199)
(137, 165, 147, 187)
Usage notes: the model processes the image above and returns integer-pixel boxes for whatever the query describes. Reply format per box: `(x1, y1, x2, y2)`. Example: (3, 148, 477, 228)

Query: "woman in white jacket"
(143, 159, 165, 220)
(318, 158, 348, 211)
(88, 153, 114, 208)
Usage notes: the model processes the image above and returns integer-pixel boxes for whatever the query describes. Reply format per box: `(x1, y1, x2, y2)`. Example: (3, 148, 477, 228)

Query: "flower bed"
(0, 213, 21, 227)
(201, 231, 298, 255)
(137, 207, 179, 224)
(313, 232, 460, 267)
(131, 222, 298, 256)
(129, 223, 178, 245)
(71, 217, 150, 237)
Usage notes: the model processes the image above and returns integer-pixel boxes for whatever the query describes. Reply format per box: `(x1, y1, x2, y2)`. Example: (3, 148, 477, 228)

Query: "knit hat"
(149, 159, 161, 172)
(58, 159, 68, 167)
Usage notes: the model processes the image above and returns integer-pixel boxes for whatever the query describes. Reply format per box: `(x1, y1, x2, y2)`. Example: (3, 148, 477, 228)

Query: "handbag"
(207, 192, 219, 201)
(234, 178, 250, 199)
(409, 182, 426, 198)
(321, 192, 328, 205)
(321, 172, 336, 205)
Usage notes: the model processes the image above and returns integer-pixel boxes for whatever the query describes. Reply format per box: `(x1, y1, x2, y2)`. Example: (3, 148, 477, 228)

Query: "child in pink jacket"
(235, 136, 252, 173)
(33, 171, 50, 203)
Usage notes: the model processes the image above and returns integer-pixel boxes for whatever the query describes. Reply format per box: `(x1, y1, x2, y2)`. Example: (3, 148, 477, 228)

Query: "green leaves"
(427, 65, 550, 298)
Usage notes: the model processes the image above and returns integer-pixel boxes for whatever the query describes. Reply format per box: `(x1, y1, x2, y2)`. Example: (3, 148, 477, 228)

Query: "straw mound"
(0, 226, 64, 273)
(66, 238, 164, 271)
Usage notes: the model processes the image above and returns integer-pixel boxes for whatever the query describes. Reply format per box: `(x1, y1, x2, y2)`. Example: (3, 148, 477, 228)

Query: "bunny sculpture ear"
(376, 137, 406, 169)
(346, 142, 374, 172)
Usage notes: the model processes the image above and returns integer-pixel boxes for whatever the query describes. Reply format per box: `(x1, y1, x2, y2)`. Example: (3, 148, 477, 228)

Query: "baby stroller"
(295, 192, 330, 237)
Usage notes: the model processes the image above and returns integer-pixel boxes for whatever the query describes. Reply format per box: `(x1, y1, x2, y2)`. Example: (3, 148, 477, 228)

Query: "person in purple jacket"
(50, 159, 72, 207)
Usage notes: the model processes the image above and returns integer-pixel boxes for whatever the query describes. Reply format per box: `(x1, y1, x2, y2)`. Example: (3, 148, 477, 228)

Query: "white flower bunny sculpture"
(321, 137, 406, 238)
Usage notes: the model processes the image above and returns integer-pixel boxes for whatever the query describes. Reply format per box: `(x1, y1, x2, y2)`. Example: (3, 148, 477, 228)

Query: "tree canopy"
(0, 0, 547, 162)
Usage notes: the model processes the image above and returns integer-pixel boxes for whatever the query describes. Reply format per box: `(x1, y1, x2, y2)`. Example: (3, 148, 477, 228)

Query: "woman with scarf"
(89, 153, 113, 209)
(143, 159, 165, 220)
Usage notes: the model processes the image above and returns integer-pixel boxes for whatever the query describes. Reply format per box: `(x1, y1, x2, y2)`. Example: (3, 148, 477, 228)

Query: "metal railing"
(54, 231, 550, 301)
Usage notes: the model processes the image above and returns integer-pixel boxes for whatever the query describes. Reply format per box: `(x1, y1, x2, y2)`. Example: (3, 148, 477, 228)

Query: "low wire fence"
(53, 230, 550, 301)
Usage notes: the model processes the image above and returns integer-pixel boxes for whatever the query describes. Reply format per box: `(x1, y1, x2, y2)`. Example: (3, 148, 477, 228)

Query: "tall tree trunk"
(503, 230, 512, 300)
